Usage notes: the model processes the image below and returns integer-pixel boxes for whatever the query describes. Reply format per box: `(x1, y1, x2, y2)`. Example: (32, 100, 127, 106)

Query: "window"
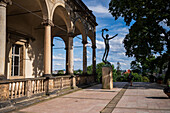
(11, 44, 23, 76)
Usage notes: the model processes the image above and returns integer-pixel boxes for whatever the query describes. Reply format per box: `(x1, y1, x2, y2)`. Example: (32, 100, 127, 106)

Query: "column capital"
(0, 0, 12, 6)
(67, 32, 74, 37)
(42, 19, 54, 26)
(92, 45, 97, 49)
(82, 40, 88, 44)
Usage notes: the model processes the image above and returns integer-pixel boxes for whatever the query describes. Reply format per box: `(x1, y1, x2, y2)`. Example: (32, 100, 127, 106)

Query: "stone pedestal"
(102, 66, 113, 89)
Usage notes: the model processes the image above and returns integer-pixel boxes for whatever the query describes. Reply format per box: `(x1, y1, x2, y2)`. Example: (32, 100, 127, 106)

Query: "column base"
(43, 74, 52, 77)
(0, 75, 7, 80)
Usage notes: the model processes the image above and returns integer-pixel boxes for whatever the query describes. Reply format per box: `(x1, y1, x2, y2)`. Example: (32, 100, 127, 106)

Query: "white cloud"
(54, 63, 62, 66)
(74, 58, 82, 62)
(89, 5, 108, 14)
(53, 55, 65, 60)
(87, 51, 91, 54)
(88, 5, 112, 18)
(96, 40, 105, 50)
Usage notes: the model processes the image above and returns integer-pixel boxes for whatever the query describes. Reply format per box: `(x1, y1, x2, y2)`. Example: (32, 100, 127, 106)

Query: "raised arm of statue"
(102, 28, 109, 39)
(102, 30, 105, 39)
(109, 34, 118, 40)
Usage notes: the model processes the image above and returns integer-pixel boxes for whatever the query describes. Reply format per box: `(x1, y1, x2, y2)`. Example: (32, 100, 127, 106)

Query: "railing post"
(26, 80, 32, 97)
(71, 75, 77, 89)
(61, 77, 63, 89)
(0, 83, 9, 101)
(44, 77, 50, 96)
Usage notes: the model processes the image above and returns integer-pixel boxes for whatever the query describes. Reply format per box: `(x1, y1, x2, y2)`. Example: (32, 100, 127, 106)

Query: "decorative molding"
(42, 19, 54, 26)
(0, 0, 12, 5)
(82, 40, 88, 44)
(67, 32, 74, 37)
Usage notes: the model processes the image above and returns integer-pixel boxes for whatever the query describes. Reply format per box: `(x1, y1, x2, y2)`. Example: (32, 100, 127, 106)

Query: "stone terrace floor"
(10, 82, 170, 113)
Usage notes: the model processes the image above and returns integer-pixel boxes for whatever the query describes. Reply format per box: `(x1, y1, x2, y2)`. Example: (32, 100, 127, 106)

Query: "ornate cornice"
(67, 32, 74, 37)
(42, 19, 54, 27)
(0, 0, 12, 5)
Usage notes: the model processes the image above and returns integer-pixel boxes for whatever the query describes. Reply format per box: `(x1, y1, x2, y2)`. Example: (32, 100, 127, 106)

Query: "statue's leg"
(102, 49, 106, 62)
(105, 49, 109, 62)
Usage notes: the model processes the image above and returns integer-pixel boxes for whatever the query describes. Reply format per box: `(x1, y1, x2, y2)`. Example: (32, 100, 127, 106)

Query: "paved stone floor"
(10, 82, 170, 113)
(113, 82, 170, 113)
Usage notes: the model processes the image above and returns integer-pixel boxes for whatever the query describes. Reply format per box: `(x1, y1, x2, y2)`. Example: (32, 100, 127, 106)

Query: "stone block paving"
(10, 82, 170, 113)
(11, 82, 127, 113)
(113, 82, 170, 113)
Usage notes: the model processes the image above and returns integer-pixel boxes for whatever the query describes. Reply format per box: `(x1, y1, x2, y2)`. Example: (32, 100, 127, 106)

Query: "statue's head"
(106, 34, 109, 38)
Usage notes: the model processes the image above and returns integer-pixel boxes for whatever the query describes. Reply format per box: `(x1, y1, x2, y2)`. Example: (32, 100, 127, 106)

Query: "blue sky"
(52, 0, 135, 71)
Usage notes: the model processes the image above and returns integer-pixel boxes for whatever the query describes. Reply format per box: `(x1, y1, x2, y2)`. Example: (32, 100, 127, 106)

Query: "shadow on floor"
(146, 97, 169, 99)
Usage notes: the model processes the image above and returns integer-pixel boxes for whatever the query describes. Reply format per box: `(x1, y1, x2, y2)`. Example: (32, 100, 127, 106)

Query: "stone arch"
(37, 0, 49, 20)
(75, 19, 86, 40)
(87, 30, 95, 46)
(51, 2, 73, 32)
(52, 36, 67, 72)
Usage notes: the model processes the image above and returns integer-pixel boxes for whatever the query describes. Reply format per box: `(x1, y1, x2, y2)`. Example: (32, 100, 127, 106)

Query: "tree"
(58, 70, 64, 74)
(116, 62, 121, 76)
(96, 62, 105, 82)
(87, 65, 93, 74)
(109, 0, 170, 83)
(130, 61, 141, 74)
(74, 69, 83, 75)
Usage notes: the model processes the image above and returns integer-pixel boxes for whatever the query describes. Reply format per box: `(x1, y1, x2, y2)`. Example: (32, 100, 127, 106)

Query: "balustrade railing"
(9, 80, 26, 99)
(0, 75, 94, 102)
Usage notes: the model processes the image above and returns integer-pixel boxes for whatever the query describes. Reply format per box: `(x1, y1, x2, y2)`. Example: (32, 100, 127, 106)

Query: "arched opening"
(52, 5, 70, 75)
(52, 37, 66, 75)
(73, 35, 83, 75)
(87, 36, 93, 74)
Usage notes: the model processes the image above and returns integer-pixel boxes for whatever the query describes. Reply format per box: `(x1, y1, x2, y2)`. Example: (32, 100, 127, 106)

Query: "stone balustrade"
(76, 75, 95, 86)
(0, 75, 95, 102)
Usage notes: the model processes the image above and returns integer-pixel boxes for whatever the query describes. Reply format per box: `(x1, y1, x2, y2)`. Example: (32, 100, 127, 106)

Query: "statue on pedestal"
(102, 28, 118, 66)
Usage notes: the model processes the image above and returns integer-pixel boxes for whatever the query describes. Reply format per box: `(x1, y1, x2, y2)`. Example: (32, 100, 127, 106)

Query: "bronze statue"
(102, 28, 118, 66)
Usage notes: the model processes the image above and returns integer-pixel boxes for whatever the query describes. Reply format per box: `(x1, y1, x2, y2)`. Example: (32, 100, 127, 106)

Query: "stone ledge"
(0, 82, 97, 113)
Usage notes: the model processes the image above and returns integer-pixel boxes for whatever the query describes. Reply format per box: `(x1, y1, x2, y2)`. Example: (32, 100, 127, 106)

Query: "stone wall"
(0, 83, 9, 101)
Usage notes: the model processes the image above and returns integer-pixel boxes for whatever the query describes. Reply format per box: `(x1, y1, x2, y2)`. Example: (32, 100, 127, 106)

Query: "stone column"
(92, 45, 96, 76)
(66, 35, 74, 75)
(43, 20, 53, 77)
(51, 37, 54, 74)
(0, 0, 11, 80)
(82, 40, 88, 75)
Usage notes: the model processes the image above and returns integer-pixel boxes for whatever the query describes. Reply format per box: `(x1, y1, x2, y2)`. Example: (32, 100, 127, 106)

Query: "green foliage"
(142, 76, 150, 82)
(149, 75, 156, 83)
(157, 75, 164, 81)
(96, 62, 117, 83)
(116, 72, 145, 82)
(130, 61, 141, 74)
(96, 62, 105, 82)
(116, 73, 128, 82)
(74, 69, 83, 75)
(109, 0, 170, 83)
(87, 65, 93, 74)
(58, 70, 64, 74)
(133, 73, 143, 82)
(116, 76, 126, 82)
(112, 64, 118, 82)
